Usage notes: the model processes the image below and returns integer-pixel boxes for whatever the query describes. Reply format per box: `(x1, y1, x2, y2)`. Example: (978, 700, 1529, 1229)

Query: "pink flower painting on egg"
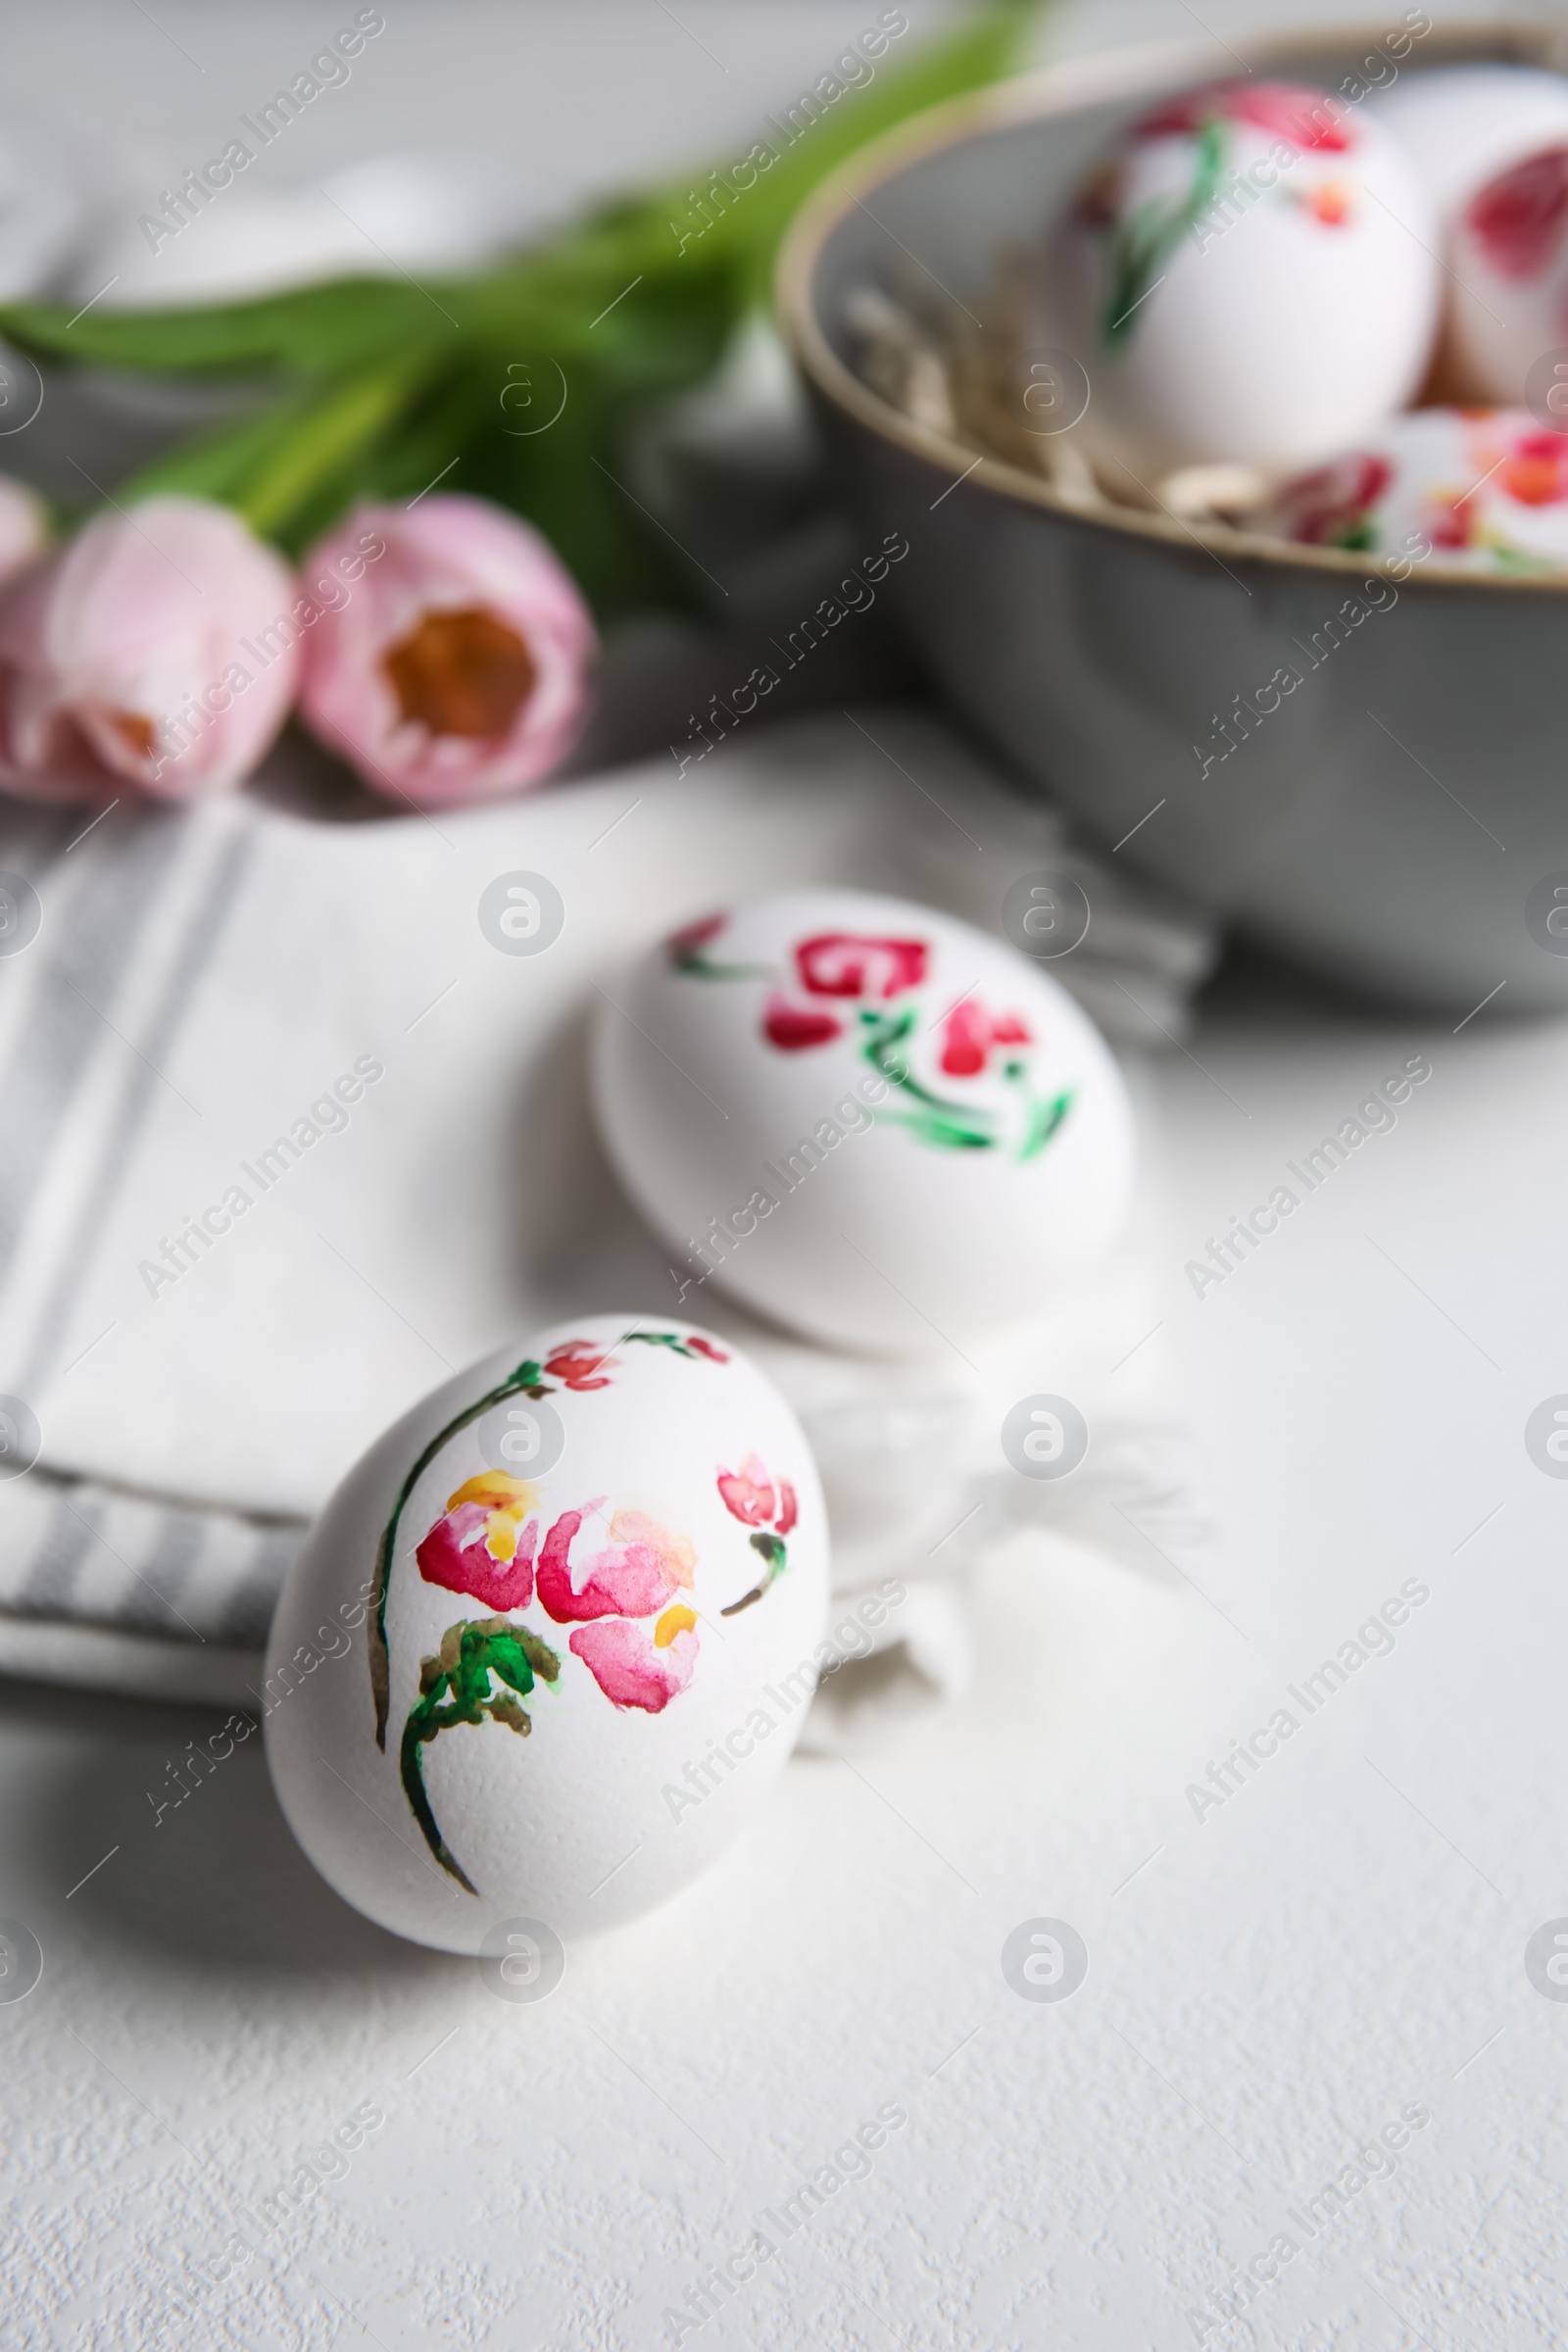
(794, 930, 929, 1001)
(371, 1326, 740, 1892)
(1133, 78, 1354, 154)
(1466, 145, 1568, 280)
(1434, 416, 1568, 565)
(668, 909, 1076, 1160)
(716, 1452, 799, 1616)
(568, 1608, 699, 1711)
(1090, 79, 1366, 349)
(716, 1452, 798, 1533)
(534, 1503, 701, 1712)
(416, 1485, 702, 1715)
(762, 996, 844, 1052)
(666, 912, 730, 972)
(939, 1001, 1032, 1079)
(1263, 411, 1568, 574)
(415, 1473, 540, 1612)
(542, 1339, 617, 1392)
(534, 1504, 695, 1628)
(402, 1484, 703, 1886)
(1269, 452, 1394, 549)
(761, 932, 925, 1051)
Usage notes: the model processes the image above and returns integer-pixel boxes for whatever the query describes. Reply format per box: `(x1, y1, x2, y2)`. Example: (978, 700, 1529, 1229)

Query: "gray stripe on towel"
(220, 1522, 305, 1648)
(0, 808, 183, 1296)
(119, 1510, 205, 1635)
(18, 1486, 102, 1616)
(21, 815, 258, 1390)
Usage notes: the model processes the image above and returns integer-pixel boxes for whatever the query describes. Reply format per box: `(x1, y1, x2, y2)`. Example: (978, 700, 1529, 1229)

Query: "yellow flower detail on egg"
(443, 1471, 541, 1562)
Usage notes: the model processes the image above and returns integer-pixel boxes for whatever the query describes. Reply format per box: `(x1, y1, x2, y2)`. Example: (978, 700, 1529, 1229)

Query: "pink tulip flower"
(0, 495, 299, 804)
(297, 495, 596, 807)
(0, 478, 48, 587)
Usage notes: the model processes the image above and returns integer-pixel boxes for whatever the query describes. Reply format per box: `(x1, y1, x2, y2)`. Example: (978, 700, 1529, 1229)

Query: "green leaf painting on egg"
(1090, 80, 1369, 348)
(667, 910, 1077, 1161)
(368, 1351, 553, 1750)
(372, 1324, 799, 1889)
(1100, 117, 1227, 347)
(401, 1617, 562, 1893)
(855, 1004, 1073, 1158)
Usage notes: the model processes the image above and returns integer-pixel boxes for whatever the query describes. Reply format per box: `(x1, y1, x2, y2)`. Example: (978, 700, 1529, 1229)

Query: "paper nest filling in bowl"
(837, 258, 1568, 580)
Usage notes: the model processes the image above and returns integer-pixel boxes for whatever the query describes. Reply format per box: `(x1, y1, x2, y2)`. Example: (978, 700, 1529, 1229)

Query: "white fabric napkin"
(0, 708, 1215, 1739)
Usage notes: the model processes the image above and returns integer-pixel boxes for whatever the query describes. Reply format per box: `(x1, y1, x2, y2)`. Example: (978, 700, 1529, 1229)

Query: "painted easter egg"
(1371, 65, 1568, 403)
(265, 1314, 828, 1952)
(1037, 77, 1440, 477)
(589, 887, 1136, 1354)
(1255, 407, 1568, 573)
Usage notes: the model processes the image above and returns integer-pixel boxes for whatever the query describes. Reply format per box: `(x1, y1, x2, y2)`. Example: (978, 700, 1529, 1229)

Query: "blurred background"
(0, 0, 1541, 771)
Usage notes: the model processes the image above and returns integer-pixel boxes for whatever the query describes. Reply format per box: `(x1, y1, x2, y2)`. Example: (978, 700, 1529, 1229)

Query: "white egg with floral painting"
(1255, 406, 1568, 571)
(265, 1315, 828, 1952)
(590, 887, 1136, 1353)
(1038, 76, 1440, 477)
(1370, 64, 1568, 406)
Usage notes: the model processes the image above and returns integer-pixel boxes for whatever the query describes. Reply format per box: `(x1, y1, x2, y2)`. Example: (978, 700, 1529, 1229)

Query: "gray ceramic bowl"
(778, 21, 1568, 1015)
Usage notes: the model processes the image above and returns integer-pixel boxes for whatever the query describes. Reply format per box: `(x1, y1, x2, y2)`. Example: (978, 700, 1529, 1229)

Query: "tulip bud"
(297, 495, 596, 807)
(0, 494, 299, 803)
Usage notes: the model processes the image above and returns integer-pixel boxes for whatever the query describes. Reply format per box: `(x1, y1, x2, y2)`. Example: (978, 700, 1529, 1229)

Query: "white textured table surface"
(7, 970, 1567, 2350)
(6, 5, 1568, 2348)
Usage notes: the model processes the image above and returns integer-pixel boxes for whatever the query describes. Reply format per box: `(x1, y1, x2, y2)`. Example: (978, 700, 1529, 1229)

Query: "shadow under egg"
(22, 1690, 452, 1983)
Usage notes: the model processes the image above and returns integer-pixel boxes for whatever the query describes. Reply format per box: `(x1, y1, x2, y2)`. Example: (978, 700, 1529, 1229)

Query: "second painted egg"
(590, 888, 1136, 1354)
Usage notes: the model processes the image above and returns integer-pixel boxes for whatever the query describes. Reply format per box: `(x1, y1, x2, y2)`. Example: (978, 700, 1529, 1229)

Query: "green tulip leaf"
(0, 4, 1044, 609)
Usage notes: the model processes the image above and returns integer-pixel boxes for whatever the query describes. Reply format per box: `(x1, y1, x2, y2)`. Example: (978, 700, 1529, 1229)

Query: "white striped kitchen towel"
(0, 708, 1215, 1723)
